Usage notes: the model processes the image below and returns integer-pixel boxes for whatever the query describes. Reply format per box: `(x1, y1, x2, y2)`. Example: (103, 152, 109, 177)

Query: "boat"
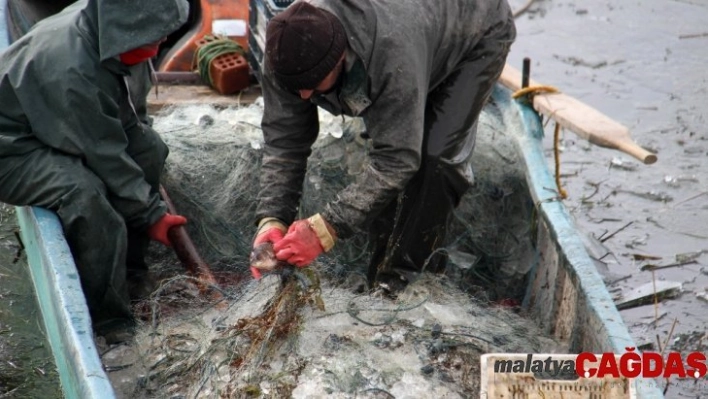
(6, 1, 664, 398)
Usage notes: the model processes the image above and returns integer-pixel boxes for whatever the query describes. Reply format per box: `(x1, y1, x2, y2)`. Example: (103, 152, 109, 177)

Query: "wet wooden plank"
(499, 64, 657, 165)
(147, 84, 261, 113)
(615, 281, 683, 310)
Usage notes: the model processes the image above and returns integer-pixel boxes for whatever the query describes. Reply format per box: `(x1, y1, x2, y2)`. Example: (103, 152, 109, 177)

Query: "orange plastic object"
(209, 52, 250, 94)
(159, 0, 250, 72)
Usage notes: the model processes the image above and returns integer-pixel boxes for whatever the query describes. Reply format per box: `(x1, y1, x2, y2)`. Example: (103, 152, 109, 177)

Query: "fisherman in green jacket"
(251, 0, 516, 293)
(0, 0, 190, 338)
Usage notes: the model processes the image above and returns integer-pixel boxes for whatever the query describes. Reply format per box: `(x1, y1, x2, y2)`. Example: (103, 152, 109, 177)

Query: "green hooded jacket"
(256, 0, 515, 239)
(0, 0, 189, 227)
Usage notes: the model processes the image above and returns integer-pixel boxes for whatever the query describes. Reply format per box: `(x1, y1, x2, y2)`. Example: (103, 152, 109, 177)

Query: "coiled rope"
(193, 35, 245, 87)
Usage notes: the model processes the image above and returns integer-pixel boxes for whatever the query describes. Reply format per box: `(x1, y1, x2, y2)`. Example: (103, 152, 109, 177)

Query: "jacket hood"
(78, 0, 189, 61)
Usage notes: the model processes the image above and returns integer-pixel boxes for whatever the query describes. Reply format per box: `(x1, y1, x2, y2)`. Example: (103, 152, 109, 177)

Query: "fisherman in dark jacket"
(251, 0, 516, 292)
(0, 0, 190, 336)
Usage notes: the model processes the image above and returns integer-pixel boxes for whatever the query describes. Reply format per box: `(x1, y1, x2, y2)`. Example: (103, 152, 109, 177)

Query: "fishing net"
(100, 93, 559, 398)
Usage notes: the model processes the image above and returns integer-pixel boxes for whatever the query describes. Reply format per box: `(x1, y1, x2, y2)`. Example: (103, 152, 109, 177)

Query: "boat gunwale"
(504, 88, 663, 397)
(16, 206, 114, 399)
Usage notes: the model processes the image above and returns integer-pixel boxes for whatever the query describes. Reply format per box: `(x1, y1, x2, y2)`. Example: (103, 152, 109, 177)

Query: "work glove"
(273, 214, 336, 268)
(147, 213, 188, 246)
(250, 217, 287, 279)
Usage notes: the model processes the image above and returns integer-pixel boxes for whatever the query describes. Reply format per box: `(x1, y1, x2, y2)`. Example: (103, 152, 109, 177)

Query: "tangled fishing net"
(100, 93, 561, 398)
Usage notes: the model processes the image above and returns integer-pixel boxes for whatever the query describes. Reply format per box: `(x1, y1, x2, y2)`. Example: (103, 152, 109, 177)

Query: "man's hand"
(250, 218, 287, 279)
(147, 213, 188, 246)
(273, 214, 336, 267)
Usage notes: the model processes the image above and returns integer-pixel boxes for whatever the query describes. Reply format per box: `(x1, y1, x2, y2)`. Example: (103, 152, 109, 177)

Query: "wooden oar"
(158, 185, 222, 300)
(499, 64, 657, 165)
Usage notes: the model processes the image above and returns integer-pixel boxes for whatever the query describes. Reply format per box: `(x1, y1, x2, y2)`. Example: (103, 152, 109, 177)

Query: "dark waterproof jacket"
(0, 0, 189, 227)
(256, 0, 515, 239)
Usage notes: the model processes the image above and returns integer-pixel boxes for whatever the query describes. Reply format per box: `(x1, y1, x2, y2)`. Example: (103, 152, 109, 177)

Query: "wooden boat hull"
(15, 85, 664, 398)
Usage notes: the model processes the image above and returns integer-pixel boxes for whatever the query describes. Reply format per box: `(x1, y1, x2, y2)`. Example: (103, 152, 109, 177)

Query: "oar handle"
(608, 139, 657, 165)
(159, 185, 222, 298)
(499, 64, 658, 165)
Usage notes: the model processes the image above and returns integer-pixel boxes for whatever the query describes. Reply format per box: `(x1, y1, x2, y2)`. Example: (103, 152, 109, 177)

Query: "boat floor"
(98, 93, 565, 398)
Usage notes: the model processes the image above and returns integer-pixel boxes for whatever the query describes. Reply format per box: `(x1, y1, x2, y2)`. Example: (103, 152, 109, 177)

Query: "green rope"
(193, 35, 246, 87)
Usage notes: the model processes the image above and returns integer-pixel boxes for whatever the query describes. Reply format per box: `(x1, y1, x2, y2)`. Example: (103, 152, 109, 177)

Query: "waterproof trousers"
(368, 32, 513, 287)
(0, 125, 167, 331)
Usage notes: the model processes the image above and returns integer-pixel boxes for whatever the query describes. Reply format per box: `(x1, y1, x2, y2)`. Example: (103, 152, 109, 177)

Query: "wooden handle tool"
(159, 185, 222, 300)
(499, 64, 657, 165)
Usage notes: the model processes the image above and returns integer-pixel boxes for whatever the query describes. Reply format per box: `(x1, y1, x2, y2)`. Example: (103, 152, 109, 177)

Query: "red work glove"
(273, 214, 336, 268)
(250, 218, 287, 279)
(147, 213, 187, 246)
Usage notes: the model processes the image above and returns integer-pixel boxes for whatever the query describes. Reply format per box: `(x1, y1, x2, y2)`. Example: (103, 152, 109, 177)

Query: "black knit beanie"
(265, 2, 347, 91)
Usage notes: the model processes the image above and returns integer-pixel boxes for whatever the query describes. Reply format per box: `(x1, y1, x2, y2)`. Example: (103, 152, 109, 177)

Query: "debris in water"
(637, 341, 655, 351)
(663, 175, 680, 187)
(663, 174, 698, 188)
(615, 189, 673, 203)
(553, 55, 608, 69)
(615, 281, 683, 310)
(675, 250, 707, 263)
(671, 331, 708, 354)
(640, 260, 698, 272)
(609, 157, 637, 171)
(678, 32, 708, 39)
(580, 229, 612, 260)
(642, 311, 669, 327)
(631, 253, 662, 261)
(624, 233, 649, 249)
(599, 221, 633, 243)
(683, 143, 706, 153)
(606, 274, 632, 286)
(696, 291, 708, 303)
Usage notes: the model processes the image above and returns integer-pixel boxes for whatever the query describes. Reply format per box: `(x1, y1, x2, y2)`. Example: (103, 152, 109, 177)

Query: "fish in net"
(99, 96, 563, 398)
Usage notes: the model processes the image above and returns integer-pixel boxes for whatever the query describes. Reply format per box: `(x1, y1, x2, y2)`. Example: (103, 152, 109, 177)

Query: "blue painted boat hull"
(16, 206, 114, 399)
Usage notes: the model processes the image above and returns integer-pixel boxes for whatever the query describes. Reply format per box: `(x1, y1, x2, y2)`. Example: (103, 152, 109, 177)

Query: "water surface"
(508, 0, 708, 396)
